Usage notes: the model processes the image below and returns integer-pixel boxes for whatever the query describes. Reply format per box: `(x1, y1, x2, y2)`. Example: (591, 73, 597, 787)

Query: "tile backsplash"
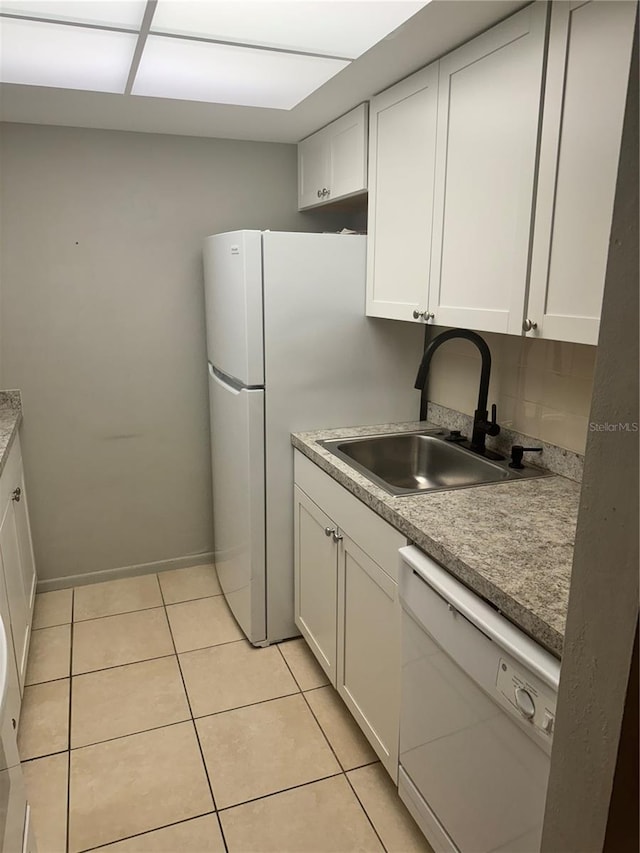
(426, 331, 596, 455)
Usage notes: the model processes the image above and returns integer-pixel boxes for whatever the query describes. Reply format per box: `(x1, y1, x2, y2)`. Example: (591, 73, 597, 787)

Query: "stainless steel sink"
(320, 430, 547, 495)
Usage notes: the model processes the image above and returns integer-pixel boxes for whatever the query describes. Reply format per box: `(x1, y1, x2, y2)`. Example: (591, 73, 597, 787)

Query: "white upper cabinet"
(298, 104, 368, 210)
(366, 63, 439, 321)
(429, 2, 547, 334)
(526, 0, 636, 345)
(366, 2, 547, 331)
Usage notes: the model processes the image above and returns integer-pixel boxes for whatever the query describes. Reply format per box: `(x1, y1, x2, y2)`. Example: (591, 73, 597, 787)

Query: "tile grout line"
(40, 574, 389, 851)
(75, 811, 218, 853)
(67, 717, 194, 754)
(215, 769, 346, 813)
(27, 651, 178, 685)
(274, 642, 307, 693)
(343, 769, 390, 853)
(157, 575, 230, 853)
(66, 587, 75, 853)
(70, 590, 226, 625)
(276, 644, 388, 851)
(29, 628, 247, 688)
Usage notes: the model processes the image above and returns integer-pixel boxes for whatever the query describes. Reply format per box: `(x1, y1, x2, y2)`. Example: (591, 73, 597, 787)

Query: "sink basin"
(320, 430, 546, 495)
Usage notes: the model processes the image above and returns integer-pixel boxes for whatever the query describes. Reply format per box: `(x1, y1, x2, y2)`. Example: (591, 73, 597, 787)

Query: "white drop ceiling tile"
(0, 17, 137, 92)
(0, 0, 147, 29)
(132, 35, 349, 109)
(150, 0, 428, 59)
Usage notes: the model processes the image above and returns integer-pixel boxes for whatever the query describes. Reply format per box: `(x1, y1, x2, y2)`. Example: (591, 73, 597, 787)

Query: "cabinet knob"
(324, 527, 334, 537)
(317, 190, 323, 198)
(522, 319, 538, 332)
(322, 187, 330, 197)
(412, 310, 434, 321)
(332, 530, 343, 543)
(11, 487, 21, 503)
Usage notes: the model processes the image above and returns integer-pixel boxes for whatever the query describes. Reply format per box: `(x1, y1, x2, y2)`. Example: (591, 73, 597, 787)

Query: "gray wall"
(0, 122, 356, 584)
(541, 20, 638, 852)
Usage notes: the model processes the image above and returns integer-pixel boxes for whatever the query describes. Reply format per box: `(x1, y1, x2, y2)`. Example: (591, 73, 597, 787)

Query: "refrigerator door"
(208, 364, 266, 644)
(203, 231, 264, 386)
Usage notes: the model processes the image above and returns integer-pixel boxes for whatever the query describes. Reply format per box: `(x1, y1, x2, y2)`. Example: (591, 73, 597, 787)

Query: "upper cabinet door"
(429, 2, 548, 334)
(298, 131, 330, 210)
(526, 0, 636, 345)
(327, 104, 368, 202)
(366, 63, 439, 321)
(298, 104, 368, 210)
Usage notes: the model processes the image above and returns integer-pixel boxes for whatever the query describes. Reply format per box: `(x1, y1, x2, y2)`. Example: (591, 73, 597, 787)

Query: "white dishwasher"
(398, 546, 560, 853)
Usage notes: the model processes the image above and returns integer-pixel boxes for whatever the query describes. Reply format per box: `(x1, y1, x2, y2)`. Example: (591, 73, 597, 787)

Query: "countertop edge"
(292, 428, 567, 658)
(0, 391, 23, 479)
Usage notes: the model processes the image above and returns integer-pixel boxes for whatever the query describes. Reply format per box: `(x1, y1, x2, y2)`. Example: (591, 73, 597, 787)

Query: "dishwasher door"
(398, 546, 560, 853)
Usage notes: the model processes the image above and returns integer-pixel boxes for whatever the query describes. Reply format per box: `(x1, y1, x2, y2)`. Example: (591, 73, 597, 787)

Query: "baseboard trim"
(36, 552, 215, 592)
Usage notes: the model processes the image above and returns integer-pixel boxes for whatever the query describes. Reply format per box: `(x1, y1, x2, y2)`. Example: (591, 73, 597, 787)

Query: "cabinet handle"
(522, 319, 538, 332)
(332, 530, 343, 543)
(11, 487, 21, 503)
(324, 527, 335, 537)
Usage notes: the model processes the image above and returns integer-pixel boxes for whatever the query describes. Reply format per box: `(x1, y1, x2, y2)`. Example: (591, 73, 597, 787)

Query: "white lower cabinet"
(294, 486, 338, 684)
(337, 534, 401, 780)
(0, 437, 37, 693)
(294, 451, 404, 780)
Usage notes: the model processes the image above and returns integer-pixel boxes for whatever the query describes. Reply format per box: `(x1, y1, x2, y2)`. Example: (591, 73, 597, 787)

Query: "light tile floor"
(19, 566, 433, 853)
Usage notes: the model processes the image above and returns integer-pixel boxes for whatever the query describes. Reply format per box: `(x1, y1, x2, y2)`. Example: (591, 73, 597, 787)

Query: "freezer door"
(203, 231, 264, 386)
(208, 364, 266, 644)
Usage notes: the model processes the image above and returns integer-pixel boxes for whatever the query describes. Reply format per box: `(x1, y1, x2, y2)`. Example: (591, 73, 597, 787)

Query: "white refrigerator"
(203, 230, 423, 645)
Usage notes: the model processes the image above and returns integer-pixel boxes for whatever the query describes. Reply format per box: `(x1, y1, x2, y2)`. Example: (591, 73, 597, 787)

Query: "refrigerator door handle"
(208, 363, 241, 395)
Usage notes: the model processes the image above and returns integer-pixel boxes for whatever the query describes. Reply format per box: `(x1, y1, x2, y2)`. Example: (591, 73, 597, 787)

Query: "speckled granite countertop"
(0, 391, 22, 478)
(292, 421, 582, 658)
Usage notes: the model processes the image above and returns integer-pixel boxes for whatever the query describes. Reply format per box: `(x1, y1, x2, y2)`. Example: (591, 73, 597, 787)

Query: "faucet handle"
(487, 403, 500, 437)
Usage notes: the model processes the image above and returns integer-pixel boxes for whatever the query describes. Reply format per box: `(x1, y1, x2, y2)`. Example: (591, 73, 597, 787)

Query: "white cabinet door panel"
(298, 132, 329, 210)
(0, 549, 22, 730)
(328, 105, 368, 201)
(366, 63, 439, 321)
(527, 0, 636, 344)
(429, 2, 547, 334)
(0, 503, 29, 690)
(294, 487, 337, 685)
(298, 105, 367, 209)
(337, 534, 401, 780)
(14, 467, 36, 616)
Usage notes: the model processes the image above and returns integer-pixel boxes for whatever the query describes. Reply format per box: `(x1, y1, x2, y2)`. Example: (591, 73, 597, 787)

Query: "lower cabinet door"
(13, 466, 37, 622)
(337, 534, 401, 781)
(0, 502, 29, 691)
(293, 487, 338, 685)
(0, 550, 22, 731)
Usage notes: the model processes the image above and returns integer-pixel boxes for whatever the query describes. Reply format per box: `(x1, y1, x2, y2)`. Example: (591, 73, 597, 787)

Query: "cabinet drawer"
(294, 450, 405, 580)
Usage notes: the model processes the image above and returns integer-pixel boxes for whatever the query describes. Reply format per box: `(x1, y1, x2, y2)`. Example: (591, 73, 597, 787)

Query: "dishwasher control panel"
(496, 658, 557, 740)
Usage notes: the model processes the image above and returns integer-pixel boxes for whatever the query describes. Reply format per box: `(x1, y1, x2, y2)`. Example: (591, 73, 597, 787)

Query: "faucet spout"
(414, 328, 500, 454)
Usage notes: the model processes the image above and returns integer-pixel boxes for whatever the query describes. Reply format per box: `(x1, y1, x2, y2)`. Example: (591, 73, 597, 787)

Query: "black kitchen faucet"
(414, 328, 500, 455)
